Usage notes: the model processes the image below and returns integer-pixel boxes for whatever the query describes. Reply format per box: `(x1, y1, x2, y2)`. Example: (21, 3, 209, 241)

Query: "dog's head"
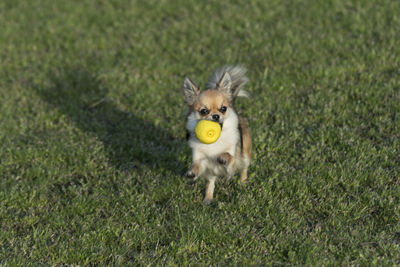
(183, 72, 235, 127)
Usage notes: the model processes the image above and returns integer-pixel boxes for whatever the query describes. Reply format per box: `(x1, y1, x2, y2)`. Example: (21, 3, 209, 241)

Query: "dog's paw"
(186, 170, 197, 180)
(217, 153, 232, 166)
(240, 179, 248, 185)
(203, 198, 212, 205)
(217, 156, 227, 165)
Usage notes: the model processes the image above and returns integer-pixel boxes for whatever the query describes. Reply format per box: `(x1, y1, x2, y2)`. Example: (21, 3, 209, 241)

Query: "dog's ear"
(183, 77, 200, 105)
(216, 72, 232, 95)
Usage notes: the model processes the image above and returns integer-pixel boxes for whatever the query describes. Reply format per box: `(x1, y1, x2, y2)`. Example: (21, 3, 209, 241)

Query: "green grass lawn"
(1, 0, 399, 265)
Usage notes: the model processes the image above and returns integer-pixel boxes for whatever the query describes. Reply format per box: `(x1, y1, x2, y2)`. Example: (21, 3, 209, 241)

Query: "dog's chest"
(190, 128, 239, 158)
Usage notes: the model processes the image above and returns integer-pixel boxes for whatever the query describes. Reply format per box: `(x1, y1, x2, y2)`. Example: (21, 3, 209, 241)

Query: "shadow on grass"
(36, 67, 186, 176)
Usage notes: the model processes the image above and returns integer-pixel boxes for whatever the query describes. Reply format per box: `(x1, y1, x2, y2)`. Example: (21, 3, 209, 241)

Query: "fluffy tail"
(206, 65, 249, 98)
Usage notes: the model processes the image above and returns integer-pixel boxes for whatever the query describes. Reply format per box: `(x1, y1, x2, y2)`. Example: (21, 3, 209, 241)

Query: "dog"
(183, 65, 252, 204)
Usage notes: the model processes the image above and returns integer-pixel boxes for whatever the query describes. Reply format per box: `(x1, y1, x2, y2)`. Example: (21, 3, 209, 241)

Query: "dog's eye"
(200, 108, 209, 115)
(220, 106, 227, 113)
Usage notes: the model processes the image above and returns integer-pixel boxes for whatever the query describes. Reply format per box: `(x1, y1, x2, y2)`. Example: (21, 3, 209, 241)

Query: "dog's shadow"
(37, 67, 186, 176)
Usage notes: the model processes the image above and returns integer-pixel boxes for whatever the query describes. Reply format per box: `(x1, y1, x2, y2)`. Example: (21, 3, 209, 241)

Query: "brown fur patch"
(239, 117, 252, 159)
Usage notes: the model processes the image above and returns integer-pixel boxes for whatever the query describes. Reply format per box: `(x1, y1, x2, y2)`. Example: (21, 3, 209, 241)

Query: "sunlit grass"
(0, 0, 399, 265)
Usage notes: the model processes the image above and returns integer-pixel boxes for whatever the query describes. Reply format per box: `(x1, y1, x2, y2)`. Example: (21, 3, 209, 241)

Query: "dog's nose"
(212, 114, 220, 121)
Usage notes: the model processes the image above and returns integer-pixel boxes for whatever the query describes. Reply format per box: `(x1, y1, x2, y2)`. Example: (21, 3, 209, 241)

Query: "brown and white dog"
(183, 66, 252, 204)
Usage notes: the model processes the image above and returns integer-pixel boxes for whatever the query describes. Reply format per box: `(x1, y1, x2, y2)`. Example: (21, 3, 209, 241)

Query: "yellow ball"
(195, 120, 221, 144)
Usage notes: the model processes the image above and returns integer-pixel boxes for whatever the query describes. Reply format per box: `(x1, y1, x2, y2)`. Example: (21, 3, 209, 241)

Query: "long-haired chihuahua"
(183, 65, 252, 204)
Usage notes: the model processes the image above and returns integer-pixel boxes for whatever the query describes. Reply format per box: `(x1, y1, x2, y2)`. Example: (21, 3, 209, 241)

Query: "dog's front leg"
(217, 152, 235, 175)
(217, 144, 236, 167)
(186, 161, 200, 180)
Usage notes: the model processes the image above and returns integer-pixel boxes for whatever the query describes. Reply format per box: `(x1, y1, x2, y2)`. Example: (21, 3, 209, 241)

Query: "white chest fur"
(189, 126, 239, 158)
(186, 109, 239, 161)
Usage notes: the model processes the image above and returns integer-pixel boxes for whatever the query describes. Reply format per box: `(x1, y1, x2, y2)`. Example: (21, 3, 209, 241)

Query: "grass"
(0, 0, 399, 265)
